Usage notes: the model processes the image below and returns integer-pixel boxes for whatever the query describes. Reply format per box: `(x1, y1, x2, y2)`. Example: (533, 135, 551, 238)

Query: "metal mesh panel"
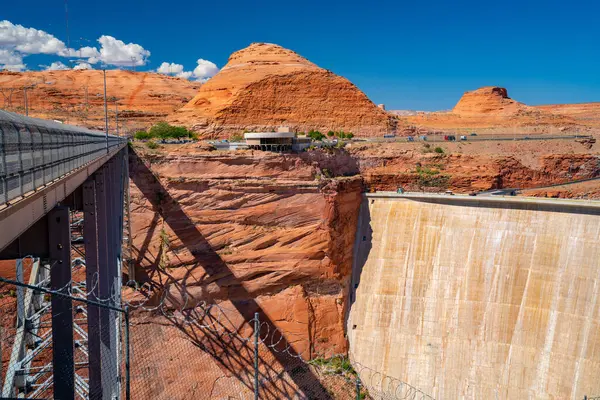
(0, 109, 126, 205)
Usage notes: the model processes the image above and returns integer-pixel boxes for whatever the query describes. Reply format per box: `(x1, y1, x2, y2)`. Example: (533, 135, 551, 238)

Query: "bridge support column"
(95, 162, 120, 399)
(49, 206, 75, 400)
(83, 178, 102, 399)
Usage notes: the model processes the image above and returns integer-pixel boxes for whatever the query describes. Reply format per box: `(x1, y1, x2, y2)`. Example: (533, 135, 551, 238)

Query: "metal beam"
(83, 177, 102, 399)
(48, 206, 75, 400)
(0, 143, 126, 253)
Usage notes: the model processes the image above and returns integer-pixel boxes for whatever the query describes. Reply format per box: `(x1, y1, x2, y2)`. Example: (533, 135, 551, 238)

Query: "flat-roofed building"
(244, 131, 295, 151)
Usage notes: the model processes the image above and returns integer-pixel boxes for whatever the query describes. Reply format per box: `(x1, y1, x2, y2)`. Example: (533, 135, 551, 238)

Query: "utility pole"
(115, 100, 119, 136)
(103, 69, 109, 152)
(23, 87, 28, 116)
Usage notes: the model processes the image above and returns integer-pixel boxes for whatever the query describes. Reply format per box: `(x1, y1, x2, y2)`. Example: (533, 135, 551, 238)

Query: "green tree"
(308, 130, 325, 141)
(134, 130, 152, 140)
(327, 130, 335, 137)
(434, 147, 444, 154)
(346, 132, 354, 139)
(148, 122, 193, 139)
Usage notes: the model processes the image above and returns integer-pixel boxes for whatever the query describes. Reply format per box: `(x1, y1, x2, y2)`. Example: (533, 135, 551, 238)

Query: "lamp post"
(103, 69, 109, 153)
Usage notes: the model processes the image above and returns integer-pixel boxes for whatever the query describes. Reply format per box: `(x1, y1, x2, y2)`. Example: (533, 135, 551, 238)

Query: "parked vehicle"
(407, 136, 415, 142)
(383, 134, 396, 138)
(420, 135, 427, 141)
(470, 132, 478, 136)
(460, 135, 467, 140)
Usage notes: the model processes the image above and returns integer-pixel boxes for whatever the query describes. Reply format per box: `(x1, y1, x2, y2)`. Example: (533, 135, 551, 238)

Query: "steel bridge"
(0, 110, 129, 400)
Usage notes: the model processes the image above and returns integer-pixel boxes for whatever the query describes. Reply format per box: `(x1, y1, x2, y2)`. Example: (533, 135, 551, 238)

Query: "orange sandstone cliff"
(0, 70, 200, 130)
(168, 43, 395, 137)
(128, 144, 362, 357)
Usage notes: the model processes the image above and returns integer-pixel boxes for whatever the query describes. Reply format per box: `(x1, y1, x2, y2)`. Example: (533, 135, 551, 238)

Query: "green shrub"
(346, 132, 354, 139)
(146, 141, 159, 149)
(134, 130, 153, 140)
(308, 130, 326, 141)
(148, 122, 194, 139)
(327, 130, 335, 137)
(230, 133, 244, 142)
(434, 146, 444, 154)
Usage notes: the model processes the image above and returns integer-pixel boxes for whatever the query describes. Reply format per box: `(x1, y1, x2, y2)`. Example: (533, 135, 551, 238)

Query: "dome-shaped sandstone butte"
(452, 86, 528, 116)
(168, 43, 395, 137)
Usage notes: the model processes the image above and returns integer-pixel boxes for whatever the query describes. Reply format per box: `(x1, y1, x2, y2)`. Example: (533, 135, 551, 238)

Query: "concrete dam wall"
(347, 194, 600, 399)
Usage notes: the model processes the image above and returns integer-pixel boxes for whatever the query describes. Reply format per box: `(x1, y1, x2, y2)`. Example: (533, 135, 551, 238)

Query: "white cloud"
(0, 20, 67, 55)
(156, 59, 219, 81)
(89, 35, 150, 67)
(45, 61, 69, 71)
(0, 48, 25, 71)
(192, 59, 219, 81)
(73, 62, 92, 70)
(58, 46, 100, 59)
(176, 71, 193, 79)
(0, 20, 149, 70)
(157, 62, 184, 75)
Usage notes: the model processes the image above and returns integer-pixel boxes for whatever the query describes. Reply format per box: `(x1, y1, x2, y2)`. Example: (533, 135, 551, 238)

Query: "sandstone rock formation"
(168, 43, 395, 137)
(452, 86, 527, 116)
(0, 70, 200, 131)
(346, 139, 600, 194)
(128, 144, 362, 356)
(402, 86, 586, 133)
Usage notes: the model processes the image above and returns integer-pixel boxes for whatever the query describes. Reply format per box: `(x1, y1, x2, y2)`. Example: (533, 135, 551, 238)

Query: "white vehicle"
(460, 135, 467, 140)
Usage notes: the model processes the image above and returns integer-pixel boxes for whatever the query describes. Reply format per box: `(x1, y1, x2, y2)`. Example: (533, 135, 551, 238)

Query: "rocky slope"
(345, 139, 600, 194)
(0, 70, 200, 131)
(168, 43, 395, 138)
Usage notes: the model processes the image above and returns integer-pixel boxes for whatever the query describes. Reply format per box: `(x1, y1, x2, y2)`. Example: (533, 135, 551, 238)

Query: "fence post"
(254, 312, 259, 400)
(124, 306, 131, 400)
(356, 375, 361, 400)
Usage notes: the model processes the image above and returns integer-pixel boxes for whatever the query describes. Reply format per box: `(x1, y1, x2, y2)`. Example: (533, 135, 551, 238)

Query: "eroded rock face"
(0, 70, 200, 130)
(453, 86, 526, 116)
(128, 145, 362, 358)
(168, 43, 395, 137)
(346, 141, 600, 194)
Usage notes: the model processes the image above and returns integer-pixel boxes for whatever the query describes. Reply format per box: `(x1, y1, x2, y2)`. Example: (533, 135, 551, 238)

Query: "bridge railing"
(0, 110, 126, 205)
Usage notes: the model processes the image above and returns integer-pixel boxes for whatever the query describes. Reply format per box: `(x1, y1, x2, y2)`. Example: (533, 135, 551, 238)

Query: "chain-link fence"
(4, 273, 599, 400)
(0, 272, 127, 400)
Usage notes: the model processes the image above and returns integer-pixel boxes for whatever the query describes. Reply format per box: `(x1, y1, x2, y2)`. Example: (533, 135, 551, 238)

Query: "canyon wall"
(347, 140, 600, 195)
(348, 194, 600, 399)
(128, 145, 362, 358)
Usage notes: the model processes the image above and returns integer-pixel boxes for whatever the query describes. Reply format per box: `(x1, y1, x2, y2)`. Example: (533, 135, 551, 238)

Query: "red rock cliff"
(128, 144, 363, 358)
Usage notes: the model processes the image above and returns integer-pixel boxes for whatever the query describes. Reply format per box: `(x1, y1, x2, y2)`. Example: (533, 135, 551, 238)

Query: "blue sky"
(2, 0, 599, 110)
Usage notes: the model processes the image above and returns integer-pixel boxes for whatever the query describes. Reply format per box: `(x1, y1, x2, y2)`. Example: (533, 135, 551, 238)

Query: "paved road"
(360, 133, 593, 143)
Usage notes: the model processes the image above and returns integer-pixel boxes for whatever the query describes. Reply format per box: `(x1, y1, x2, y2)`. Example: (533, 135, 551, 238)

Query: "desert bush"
(146, 141, 159, 149)
(434, 146, 444, 154)
(327, 130, 335, 137)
